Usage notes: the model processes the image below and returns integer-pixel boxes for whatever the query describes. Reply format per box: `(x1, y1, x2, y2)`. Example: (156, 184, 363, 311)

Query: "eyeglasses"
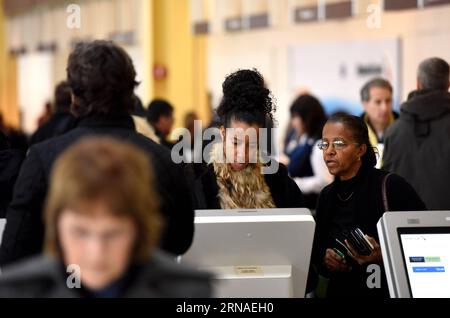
(317, 140, 359, 151)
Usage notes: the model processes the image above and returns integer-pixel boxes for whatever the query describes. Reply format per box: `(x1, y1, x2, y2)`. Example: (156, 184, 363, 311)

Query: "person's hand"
(324, 248, 352, 273)
(345, 235, 382, 266)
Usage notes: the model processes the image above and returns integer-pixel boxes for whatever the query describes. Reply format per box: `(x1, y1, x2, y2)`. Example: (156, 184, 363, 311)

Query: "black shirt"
(313, 163, 426, 298)
(329, 176, 358, 240)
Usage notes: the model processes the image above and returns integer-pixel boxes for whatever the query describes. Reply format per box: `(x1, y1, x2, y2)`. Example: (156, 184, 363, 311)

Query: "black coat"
(312, 163, 426, 298)
(0, 250, 211, 298)
(0, 149, 24, 218)
(384, 89, 450, 210)
(29, 112, 77, 146)
(0, 114, 194, 266)
(190, 162, 305, 210)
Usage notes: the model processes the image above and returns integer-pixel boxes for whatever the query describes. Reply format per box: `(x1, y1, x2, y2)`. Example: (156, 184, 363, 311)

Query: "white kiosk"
(182, 208, 315, 298)
(377, 211, 450, 298)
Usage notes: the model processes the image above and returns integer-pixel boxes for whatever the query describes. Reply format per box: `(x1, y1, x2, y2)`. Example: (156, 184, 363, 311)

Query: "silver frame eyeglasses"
(317, 140, 359, 151)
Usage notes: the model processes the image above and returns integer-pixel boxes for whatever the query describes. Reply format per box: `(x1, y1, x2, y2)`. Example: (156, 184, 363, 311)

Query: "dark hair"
(67, 40, 139, 117)
(417, 57, 450, 91)
(290, 94, 327, 139)
(54, 81, 72, 112)
(147, 99, 174, 124)
(217, 69, 275, 127)
(360, 78, 393, 102)
(327, 113, 377, 168)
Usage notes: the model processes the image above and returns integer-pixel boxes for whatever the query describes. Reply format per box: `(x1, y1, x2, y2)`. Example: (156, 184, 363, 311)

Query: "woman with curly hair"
(191, 69, 305, 210)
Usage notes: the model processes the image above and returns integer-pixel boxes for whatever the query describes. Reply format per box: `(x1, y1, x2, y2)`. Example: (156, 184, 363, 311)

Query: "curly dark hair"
(217, 69, 275, 127)
(67, 40, 139, 117)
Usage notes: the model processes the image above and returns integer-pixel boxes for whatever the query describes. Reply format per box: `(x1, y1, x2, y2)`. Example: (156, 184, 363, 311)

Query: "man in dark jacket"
(29, 81, 77, 146)
(0, 40, 194, 266)
(147, 99, 176, 150)
(384, 57, 450, 210)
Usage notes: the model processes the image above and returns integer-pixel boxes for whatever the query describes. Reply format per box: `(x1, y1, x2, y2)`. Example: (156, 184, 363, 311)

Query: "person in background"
(0, 40, 194, 267)
(37, 102, 53, 128)
(0, 137, 211, 298)
(384, 57, 450, 210)
(284, 94, 332, 210)
(0, 131, 24, 218)
(0, 114, 28, 154)
(185, 112, 199, 142)
(182, 111, 199, 163)
(147, 99, 175, 149)
(130, 95, 160, 144)
(360, 78, 398, 168)
(312, 113, 425, 299)
(191, 69, 304, 210)
(30, 81, 77, 146)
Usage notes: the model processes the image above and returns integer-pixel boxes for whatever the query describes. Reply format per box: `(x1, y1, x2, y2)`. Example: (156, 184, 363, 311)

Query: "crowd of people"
(0, 39, 449, 298)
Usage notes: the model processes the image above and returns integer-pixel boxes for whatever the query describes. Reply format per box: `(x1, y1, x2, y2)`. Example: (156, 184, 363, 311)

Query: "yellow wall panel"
(152, 0, 209, 132)
(0, 0, 19, 128)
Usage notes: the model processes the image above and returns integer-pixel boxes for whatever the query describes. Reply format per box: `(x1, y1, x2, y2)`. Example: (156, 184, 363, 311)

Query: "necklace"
(337, 191, 354, 202)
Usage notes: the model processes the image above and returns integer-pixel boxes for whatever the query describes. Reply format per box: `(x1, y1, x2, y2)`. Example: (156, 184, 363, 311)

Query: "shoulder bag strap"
(382, 173, 393, 212)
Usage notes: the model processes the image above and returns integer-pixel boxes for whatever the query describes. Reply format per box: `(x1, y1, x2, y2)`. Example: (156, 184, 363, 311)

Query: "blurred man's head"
(67, 40, 138, 117)
(45, 137, 162, 290)
(54, 81, 72, 113)
(417, 57, 450, 91)
(147, 99, 174, 137)
(360, 78, 393, 131)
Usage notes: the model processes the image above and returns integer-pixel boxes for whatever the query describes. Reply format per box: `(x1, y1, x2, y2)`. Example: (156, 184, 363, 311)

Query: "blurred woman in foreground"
(0, 137, 211, 298)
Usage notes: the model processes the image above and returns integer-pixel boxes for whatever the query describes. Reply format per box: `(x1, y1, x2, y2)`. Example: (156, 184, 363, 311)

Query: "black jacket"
(384, 89, 450, 210)
(0, 149, 24, 218)
(29, 112, 77, 146)
(190, 162, 304, 209)
(312, 163, 426, 298)
(0, 250, 211, 298)
(0, 114, 194, 266)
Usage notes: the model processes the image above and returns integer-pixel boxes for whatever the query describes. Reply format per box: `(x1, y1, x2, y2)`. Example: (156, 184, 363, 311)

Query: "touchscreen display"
(398, 228, 450, 298)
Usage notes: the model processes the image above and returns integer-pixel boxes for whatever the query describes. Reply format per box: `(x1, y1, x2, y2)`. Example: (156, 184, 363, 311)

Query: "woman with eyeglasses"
(311, 113, 426, 299)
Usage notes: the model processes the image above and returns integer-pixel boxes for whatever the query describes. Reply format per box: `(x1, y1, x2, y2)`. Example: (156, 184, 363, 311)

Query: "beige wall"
(4, 0, 154, 132)
(206, 2, 450, 150)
